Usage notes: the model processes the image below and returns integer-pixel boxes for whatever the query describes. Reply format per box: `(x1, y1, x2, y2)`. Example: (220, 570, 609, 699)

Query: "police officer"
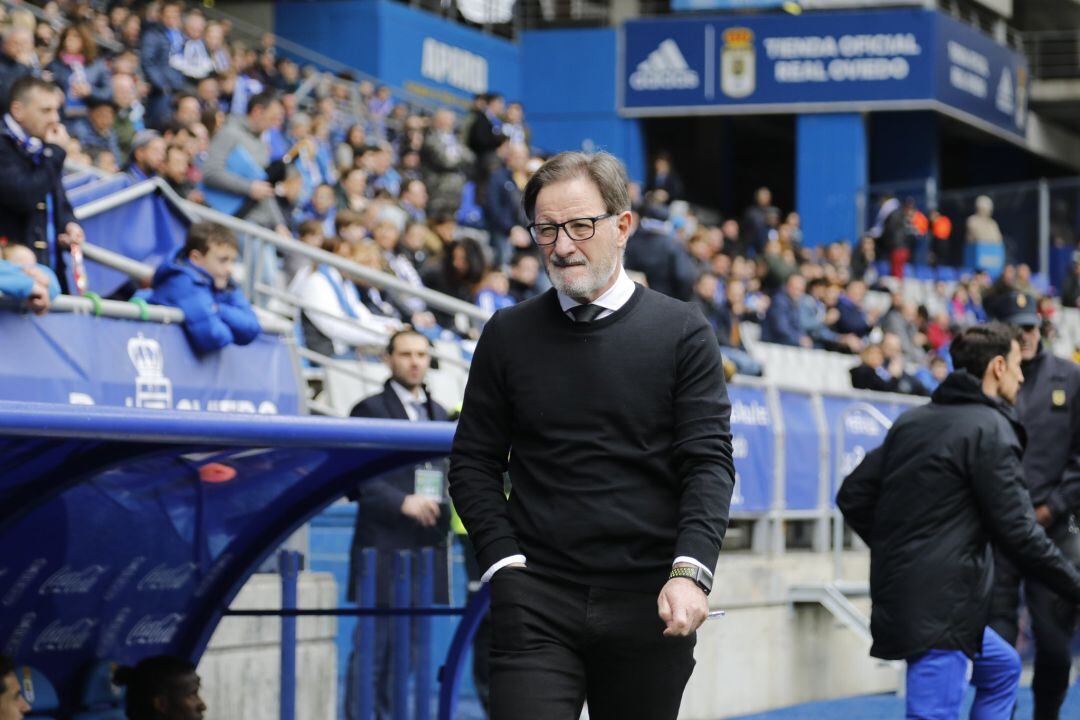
(988, 291, 1080, 720)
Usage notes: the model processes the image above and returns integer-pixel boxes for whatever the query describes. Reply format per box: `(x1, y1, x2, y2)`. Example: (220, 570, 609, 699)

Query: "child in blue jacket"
(149, 222, 260, 354)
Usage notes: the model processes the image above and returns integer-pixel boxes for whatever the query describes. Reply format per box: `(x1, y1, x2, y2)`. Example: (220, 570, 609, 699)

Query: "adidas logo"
(629, 39, 700, 91)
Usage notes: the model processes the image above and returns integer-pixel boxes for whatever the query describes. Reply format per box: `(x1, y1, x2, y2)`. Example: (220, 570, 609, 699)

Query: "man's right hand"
(44, 123, 70, 147)
(249, 180, 276, 200)
(401, 494, 441, 528)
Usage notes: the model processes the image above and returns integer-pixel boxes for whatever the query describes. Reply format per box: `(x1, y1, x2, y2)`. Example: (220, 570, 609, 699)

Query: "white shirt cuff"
(481, 554, 527, 583)
(673, 556, 713, 577)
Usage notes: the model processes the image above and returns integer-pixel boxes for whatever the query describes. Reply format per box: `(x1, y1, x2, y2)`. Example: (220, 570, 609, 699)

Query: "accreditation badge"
(721, 27, 756, 99)
(414, 465, 445, 501)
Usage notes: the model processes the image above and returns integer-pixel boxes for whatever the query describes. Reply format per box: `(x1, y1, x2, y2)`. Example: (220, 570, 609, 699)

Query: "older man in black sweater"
(449, 151, 735, 720)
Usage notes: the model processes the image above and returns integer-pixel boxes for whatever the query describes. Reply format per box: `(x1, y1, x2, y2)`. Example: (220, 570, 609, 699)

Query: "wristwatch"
(668, 564, 713, 594)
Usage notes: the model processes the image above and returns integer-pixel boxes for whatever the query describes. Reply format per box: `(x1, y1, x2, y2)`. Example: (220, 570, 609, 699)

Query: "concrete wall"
(681, 551, 898, 719)
(198, 572, 338, 720)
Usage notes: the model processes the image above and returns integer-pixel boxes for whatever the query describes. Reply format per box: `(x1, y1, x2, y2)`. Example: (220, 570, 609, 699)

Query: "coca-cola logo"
(3, 612, 36, 657)
(137, 562, 198, 592)
(104, 558, 147, 602)
(97, 607, 132, 655)
(38, 564, 110, 595)
(33, 618, 98, 653)
(125, 613, 184, 646)
(2, 559, 47, 607)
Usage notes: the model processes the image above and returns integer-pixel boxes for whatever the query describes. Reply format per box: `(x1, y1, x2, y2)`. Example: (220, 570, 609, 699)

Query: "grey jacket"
(203, 116, 285, 229)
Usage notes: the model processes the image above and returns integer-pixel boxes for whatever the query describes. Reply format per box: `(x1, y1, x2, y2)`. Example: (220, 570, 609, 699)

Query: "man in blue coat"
(148, 222, 260, 354)
(346, 328, 450, 720)
(762, 273, 811, 347)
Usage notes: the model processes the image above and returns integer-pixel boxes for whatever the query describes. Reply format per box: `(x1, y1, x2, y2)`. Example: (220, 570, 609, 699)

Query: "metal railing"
(69, 174, 489, 323)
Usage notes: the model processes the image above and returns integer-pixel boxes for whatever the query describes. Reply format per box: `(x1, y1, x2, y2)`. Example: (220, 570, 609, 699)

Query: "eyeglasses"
(527, 213, 614, 246)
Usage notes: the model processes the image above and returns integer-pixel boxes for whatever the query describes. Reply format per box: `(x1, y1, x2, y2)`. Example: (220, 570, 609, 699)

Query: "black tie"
(569, 304, 604, 323)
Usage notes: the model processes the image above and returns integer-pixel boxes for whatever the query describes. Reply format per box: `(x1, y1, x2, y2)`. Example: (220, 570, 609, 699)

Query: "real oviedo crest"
(721, 27, 756, 99)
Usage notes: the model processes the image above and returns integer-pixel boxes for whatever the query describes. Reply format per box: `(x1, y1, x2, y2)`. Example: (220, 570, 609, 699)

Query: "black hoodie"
(838, 370, 1080, 660)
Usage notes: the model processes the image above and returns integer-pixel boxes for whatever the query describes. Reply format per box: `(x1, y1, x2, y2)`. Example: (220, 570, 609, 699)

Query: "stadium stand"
(6, 1, 1080, 718)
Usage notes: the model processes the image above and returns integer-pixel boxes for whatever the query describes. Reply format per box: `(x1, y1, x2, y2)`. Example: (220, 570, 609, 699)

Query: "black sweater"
(448, 284, 735, 593)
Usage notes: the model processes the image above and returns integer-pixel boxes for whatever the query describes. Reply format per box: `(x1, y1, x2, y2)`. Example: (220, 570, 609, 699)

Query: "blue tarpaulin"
(0, 401, 455, 715)
(74, 185, 189, 298)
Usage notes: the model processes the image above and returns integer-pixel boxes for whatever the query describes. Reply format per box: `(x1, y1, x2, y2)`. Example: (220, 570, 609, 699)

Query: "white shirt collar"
(557, 266, 635, 315)
(390, 379, 427, 420)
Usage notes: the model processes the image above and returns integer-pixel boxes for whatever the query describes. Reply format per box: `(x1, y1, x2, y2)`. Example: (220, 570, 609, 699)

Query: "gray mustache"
(551, 256, 587, 268)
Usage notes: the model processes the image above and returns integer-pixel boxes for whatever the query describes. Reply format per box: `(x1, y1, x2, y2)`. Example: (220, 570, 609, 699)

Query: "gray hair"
(522, 151, 631, 222)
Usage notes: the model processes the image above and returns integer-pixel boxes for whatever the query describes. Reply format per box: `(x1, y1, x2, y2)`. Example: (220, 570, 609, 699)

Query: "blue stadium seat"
(76, 660, 124, 708)
(17, 666, 59, 720)
(66, 175, 133, 208)
(913, 264, 934, 281)
(936, 266, 958, 282)
(62, 171, 100, 192)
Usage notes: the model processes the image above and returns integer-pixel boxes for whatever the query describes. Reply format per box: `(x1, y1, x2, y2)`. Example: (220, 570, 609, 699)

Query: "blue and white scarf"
(3, 113, 43, 162)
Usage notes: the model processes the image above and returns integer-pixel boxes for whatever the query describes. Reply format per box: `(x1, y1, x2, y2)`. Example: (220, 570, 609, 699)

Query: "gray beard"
(545, 251, 620, 302)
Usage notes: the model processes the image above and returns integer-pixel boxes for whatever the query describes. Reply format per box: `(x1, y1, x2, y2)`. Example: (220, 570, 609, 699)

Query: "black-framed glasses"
(527, 213, 614, 246)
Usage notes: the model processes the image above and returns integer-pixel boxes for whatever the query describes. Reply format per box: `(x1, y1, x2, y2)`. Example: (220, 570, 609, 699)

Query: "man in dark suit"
(0, 76, 84, 293)
(346, 328, 450, 720)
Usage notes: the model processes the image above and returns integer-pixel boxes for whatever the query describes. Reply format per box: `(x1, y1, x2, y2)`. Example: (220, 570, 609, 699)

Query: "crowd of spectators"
(0, 0, 1074, 390)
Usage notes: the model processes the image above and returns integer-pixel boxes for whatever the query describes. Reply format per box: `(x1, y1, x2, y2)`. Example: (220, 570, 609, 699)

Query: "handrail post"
(392, 551, 412, 720)
(415, 548, 435, 720)
(353, 548, 377, 720)
(278, 550, 301, 720)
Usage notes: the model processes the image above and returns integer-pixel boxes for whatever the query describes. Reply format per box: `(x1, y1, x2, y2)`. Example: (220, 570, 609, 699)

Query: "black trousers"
(488, 567, 696, 720)
(989, 519, 1080, 720)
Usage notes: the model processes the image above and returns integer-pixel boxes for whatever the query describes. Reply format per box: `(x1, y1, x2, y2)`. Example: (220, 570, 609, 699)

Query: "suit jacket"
(0, 130, 76, 293)
(347, 381, 450, 604)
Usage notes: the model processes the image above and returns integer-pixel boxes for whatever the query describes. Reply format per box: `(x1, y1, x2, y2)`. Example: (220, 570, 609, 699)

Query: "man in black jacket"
(449, 151, 734, 719)
(988, 292, 1080, 720)
(0, 76, 83, 293)
(346, 329, 450, 720)
(838, 323, 1080, 720)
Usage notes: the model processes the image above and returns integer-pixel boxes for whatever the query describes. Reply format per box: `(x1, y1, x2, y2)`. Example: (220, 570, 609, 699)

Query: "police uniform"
(988, 291, 1080, 720)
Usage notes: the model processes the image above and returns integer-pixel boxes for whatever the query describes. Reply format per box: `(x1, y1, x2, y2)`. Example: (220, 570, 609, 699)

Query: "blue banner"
(821, 395, 920, 505)
(933, 13, 1029, 138)
(728, 385, 774, 512)
(779, 390, 820, 511)
(620, 9, 1028, 138)
(0, 313, 300, 415)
